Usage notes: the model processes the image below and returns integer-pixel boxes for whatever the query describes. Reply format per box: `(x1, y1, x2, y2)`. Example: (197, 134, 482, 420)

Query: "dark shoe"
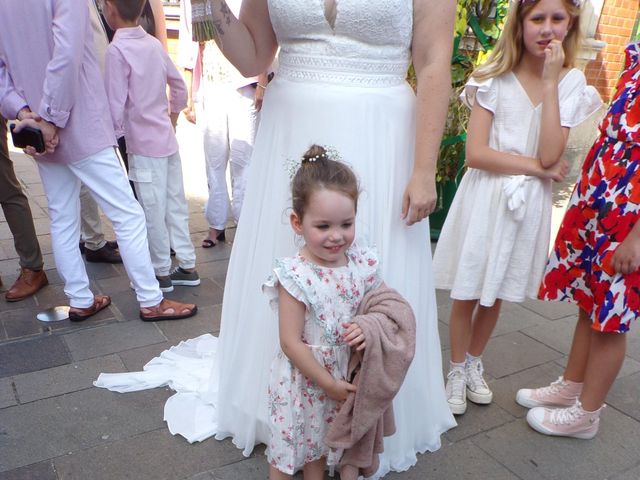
(81, 240, 118, 256)
(5, 268, 49, 302)
(170, 267, 200, 286)
(156, 275, 174, 292)
(139, 298, 197, 321)
(201, 230, 225, 248)
(85, 243, 122, 263)
(69, 295, 111, 322)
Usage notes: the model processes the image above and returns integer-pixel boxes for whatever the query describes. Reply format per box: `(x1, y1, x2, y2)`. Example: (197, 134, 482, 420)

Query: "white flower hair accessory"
(284, 145, 343, 178)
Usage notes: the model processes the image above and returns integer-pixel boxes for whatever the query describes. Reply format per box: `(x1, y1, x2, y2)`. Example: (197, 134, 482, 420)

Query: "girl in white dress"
(264, 145, 381, 479)
(432, 0, 601, 416)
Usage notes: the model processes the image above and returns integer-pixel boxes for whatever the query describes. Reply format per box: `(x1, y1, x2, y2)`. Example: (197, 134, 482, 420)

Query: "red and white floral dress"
(262, 244, 381, 474)
(539, 42, 640, 333)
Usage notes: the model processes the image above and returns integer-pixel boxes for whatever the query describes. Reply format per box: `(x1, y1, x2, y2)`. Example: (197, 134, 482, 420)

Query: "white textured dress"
(433, 69, 602, 306)
(95, 0, 456, 476)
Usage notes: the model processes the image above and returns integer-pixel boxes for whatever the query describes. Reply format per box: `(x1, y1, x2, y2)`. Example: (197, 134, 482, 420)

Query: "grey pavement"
(3, 117, 640, 480)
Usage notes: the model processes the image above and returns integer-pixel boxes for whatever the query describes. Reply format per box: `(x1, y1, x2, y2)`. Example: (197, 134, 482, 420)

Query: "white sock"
(466, 353, 481, 365)
(450, 360, 465, 372)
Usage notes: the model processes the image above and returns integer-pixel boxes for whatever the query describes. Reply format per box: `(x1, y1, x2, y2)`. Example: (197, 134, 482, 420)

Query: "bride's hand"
(401, 171, 437, 226)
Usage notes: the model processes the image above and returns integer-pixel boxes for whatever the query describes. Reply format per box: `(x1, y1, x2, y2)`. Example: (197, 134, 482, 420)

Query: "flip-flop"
(139, 298, 198, 322)
(69, 295, 111, 322)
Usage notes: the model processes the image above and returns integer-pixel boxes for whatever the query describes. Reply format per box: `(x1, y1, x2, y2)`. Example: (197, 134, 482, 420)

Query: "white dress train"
(95, 0, 456, 476)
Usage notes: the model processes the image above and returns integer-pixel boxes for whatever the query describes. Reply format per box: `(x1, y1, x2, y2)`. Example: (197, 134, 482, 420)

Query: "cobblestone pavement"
(2, 121, 640, 480)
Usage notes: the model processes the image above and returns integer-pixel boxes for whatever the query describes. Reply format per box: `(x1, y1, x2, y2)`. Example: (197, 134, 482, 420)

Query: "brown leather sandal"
(139, 298, 197, 322)
(69, 295, 112, 322)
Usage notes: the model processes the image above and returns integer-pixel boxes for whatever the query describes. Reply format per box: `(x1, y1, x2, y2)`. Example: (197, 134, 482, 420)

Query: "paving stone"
(194, 240, 233, 263)
(63, 321, 166, 361)
(521, 297, 578, 320)
(0, 377, 16, 408)
(0, 387, 169, 471)
(193, 455, 307, 480)
(156, 304, 220, 342)
(474, 407, 640, 480)
(521, 314, 579, 355)
(0, 335, 70, 378)
(443, 401, 514, 443)
(0, 294, 36, 312)
(482, 332, 564, 379)
(612, 463, 640, 480)
(104, 290, 141, 322)
(13, 354, 125, 403)
(607, 371, 640, 422)
(52, 427, 245, 480)
(117, 341, 176, 372)
(384, 438, 518, 480)
(492, 301, 552, 337)
(195, 259, 229, 289)
(437, 321, 449, 350)
(0, 460, 57, 479)
(1, 307, 45, 339)
(162, 278, 223, 308)
(81, 261, 122, 280)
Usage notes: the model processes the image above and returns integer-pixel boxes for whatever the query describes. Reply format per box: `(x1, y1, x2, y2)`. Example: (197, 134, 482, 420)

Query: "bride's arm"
(401, 0, 455, 226)
(206, 0, 278, 76)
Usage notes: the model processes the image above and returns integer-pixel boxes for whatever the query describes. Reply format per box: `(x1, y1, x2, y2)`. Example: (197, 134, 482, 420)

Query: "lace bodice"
(268, 0, 413, 86)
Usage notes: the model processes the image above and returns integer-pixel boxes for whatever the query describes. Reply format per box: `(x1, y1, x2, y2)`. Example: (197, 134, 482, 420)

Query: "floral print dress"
(262, 244, 381, 474)
(539, 42, 640, 333)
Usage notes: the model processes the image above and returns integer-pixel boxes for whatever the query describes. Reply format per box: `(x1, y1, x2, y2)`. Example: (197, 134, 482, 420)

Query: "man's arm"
(39, 0, 90, 129)
(103, 47, 129, 139)
(0, 56, 28, 120)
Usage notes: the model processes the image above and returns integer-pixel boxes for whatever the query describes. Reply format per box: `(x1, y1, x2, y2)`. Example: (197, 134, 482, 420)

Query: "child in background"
(263, 145, 380, 479)
(432, 0, 601, 416)
(518, 41, 640, 439)
(103, 0, 199, 292)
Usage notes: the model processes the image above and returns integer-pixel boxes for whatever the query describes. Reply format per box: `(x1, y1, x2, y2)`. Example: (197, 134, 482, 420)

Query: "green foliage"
(437, 0, 508, 182)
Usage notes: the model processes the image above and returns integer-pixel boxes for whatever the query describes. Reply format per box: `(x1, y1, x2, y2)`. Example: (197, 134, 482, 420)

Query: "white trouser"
(36, 148, 162, 308)
(79, 184, 106, 250)
(128, 152, 196, 277)
(197, 84, 259, 230)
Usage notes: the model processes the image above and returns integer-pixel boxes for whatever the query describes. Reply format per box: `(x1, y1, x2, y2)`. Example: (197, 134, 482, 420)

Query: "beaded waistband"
(277, 53, 408, 87)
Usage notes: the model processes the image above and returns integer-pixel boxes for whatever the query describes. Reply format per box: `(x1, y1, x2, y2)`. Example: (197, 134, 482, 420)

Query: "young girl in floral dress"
(517, 41, 640, 439)
(263, 145, 381, 479)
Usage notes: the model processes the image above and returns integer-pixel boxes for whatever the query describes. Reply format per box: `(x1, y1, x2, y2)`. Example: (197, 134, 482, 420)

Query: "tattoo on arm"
(220, 1, 232, 27)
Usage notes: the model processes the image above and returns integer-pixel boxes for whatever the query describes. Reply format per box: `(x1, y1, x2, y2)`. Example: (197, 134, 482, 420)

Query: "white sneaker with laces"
(526, 400, 603, 439)
(465, 357, 493, 404)
(516, 376, 582, 409)
(446, 368, 467, 415)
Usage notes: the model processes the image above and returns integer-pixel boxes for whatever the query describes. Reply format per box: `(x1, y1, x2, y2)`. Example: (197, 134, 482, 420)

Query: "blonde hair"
(473, 0, 582, 81)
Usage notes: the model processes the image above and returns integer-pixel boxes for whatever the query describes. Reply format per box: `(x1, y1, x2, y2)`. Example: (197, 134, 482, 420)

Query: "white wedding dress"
(96, 0, 456, 475)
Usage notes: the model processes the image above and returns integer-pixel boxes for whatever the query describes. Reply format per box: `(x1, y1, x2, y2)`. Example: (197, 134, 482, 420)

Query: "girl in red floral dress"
(517, 41, 640, 439)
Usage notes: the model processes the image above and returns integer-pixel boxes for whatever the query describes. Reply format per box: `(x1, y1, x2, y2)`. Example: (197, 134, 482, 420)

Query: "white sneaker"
(446, 368, 467, 415)
(466, 357, 493, 404)
(527, 400, 603, 439)
(516, 376, 583, 409)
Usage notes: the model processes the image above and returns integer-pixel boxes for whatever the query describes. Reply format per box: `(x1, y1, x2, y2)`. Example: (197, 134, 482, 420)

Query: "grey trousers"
(0, 118, 43, 270)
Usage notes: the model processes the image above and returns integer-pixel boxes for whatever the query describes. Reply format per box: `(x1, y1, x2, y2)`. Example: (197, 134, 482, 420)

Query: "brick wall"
(585, 0, 639, 102)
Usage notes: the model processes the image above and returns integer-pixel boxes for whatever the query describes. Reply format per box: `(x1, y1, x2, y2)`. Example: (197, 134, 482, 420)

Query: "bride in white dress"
(96, 0, 457, 476)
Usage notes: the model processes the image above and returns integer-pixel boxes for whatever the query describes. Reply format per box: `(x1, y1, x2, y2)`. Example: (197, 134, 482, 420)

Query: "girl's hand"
(542, 39, 565, 84)
(543, 159, 569, 182)
(401, 171, 437, 226)
(326, 379, 357, 402)
(342, 322, 366, 351)
(612, 234, 640, 274)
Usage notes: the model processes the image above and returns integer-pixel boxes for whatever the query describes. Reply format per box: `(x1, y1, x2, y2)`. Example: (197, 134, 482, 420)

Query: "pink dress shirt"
(105, 26, 187, 158)
(0, 0, 116, 164)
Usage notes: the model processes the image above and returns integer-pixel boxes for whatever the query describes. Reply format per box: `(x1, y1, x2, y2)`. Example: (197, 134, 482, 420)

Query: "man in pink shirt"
(103, 0, 199, 292)
(0, 0, 197, 322)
